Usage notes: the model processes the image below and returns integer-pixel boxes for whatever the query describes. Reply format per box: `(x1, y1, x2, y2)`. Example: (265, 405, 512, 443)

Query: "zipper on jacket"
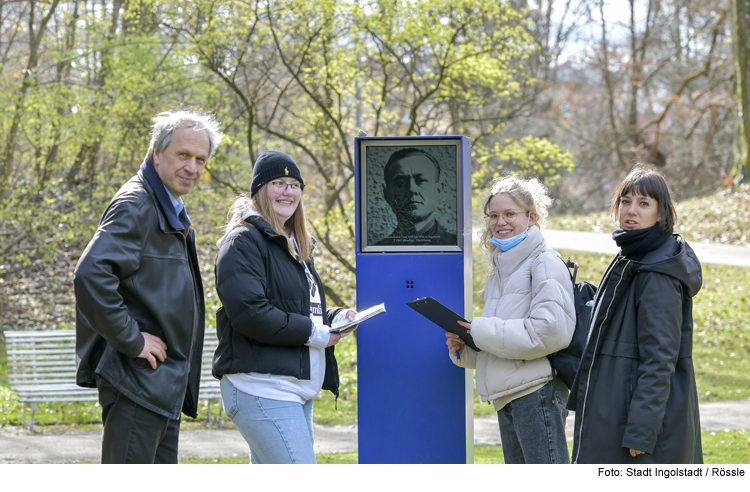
(573, 258, 630, 463)
(167, 229, 199, 378)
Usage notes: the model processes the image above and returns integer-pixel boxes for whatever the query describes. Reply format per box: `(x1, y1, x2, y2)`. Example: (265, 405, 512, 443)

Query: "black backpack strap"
(565, 257, 578, 284)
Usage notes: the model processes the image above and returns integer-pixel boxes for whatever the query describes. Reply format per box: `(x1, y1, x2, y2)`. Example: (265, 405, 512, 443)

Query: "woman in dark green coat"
(569, 165, 703, 464)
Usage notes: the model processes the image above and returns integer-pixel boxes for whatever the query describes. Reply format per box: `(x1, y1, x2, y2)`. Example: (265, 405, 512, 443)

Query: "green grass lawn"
(176, 429, 750, 464)
(553, 250, 750, 403)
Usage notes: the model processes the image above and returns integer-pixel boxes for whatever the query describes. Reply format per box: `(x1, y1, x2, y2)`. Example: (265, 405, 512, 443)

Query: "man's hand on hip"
(139, 332, 168, 370)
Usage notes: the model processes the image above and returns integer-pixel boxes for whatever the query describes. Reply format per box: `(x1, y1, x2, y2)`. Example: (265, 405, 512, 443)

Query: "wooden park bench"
(5, 329, 222, 432)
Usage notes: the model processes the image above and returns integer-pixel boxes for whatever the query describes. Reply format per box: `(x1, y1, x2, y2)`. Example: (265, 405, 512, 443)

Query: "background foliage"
(0, 0, 580, 327)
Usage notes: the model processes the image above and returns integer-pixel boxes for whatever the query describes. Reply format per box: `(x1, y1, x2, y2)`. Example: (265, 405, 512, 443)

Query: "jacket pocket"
(600, 339, 639, 359)
(96, 377, 118, 407)
(130, 311, 163, 341)
(216, 306, 228, 340)
(322, 346, 339, 397)
(223, 381, 239, 419)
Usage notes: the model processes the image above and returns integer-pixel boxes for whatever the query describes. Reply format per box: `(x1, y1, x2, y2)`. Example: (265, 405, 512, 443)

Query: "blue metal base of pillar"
(356, 253, 470, 464)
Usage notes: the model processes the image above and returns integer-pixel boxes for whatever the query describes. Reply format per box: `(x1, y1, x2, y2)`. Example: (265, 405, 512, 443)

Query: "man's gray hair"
(144, 110, 224, 162)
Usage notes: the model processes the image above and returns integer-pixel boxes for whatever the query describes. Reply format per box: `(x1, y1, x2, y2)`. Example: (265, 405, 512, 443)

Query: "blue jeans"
(497, 377, 570, 464)
(220, 376, 316, 464)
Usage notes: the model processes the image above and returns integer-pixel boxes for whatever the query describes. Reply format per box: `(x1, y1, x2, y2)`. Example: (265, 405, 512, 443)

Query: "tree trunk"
(0, 0, 61, 200)
(733, 0, 750, 184)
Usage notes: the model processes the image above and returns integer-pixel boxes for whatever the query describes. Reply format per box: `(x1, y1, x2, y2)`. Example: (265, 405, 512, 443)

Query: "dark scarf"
(139, 160, 192, 231)
(612, 223, 672, 259)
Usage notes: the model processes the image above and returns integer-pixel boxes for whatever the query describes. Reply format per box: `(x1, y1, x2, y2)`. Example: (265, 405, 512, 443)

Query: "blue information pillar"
(355, 136, 473, 464)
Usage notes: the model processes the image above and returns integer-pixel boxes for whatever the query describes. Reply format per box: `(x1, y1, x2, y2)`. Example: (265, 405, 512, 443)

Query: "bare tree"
(523, 0, 737, 211)
(732, 0, 750, 183)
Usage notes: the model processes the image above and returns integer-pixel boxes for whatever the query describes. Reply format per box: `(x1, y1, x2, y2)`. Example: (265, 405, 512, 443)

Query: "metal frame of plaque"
(359, 138, 463, 253)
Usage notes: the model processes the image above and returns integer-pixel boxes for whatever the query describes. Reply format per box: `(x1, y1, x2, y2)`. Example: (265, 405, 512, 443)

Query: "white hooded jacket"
(450, 225, 575, 409)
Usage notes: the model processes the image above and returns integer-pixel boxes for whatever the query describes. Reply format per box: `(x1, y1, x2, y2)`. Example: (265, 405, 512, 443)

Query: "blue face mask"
(489, 232, 527, 251)
(489, 225, 531, 251)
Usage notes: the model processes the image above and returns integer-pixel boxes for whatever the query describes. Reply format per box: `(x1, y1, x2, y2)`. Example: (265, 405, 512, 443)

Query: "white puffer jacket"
(450, 225, 575, 409)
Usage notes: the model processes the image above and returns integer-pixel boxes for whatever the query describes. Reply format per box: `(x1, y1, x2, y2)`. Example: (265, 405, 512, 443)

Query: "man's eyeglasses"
(485, 211, 529, 224)
(270, 180, 303, 192)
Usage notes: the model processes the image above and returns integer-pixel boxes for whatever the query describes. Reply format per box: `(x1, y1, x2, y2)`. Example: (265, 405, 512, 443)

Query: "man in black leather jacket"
(74, 110, 223, 463)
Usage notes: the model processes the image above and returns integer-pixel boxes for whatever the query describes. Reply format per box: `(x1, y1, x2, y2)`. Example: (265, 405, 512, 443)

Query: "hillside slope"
(547, 184, 749, 247)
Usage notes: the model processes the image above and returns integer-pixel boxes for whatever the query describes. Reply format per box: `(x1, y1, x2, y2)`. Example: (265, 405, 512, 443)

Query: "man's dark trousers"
(98, 377, 181, 464)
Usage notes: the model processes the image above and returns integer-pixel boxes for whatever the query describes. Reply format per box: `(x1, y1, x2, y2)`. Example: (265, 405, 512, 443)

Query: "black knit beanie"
(249, 150, 305, 197)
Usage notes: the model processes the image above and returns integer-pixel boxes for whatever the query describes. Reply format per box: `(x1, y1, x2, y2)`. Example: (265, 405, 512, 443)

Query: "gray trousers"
(97, 377, 181, 464)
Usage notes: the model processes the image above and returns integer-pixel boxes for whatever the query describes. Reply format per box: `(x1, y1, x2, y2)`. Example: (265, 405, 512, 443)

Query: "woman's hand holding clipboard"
(406, 297, 481, 352)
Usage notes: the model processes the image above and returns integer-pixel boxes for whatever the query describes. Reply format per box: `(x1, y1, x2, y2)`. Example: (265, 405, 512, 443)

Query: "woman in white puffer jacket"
(447, 175, 575, 464)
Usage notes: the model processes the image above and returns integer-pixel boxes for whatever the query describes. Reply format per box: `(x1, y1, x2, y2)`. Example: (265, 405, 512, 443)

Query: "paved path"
(1, 398, 748, 463)
(544, 230, 750, 267)
(473, 229, 750, 267)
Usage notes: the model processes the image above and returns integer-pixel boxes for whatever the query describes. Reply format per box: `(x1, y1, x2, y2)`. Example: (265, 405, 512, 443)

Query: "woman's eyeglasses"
(485, 211, 529, 224)
(270, 180, 303, 192)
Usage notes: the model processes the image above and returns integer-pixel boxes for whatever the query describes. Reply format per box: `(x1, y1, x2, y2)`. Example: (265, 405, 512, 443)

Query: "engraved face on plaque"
(362, 141, 461, 252)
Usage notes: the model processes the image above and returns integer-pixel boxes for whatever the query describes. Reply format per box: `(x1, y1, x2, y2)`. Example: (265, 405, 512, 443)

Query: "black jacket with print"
(211, 215, 340, 397)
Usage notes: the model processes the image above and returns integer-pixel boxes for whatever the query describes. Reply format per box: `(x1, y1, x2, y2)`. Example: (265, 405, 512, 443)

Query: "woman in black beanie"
(568, 165, 703, 464)
(212, 150, 357, 464)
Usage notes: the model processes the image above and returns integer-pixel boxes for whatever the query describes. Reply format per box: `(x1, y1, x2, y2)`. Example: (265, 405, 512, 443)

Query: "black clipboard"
(407, 297, 481, 352)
